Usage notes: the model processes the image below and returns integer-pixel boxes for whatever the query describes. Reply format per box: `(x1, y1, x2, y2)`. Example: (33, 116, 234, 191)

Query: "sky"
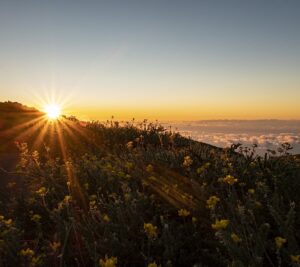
(0, 0, 300, 120)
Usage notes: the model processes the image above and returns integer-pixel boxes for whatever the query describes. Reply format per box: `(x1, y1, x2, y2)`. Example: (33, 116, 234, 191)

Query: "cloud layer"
(166, 120, 300, 155)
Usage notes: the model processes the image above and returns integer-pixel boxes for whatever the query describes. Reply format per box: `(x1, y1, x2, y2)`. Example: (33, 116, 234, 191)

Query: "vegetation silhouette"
(0, 102, 300, 267)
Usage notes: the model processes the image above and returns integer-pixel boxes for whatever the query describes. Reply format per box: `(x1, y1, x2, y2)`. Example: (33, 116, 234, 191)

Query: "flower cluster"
(211, 219, 229, 230)
(206, 196, 220, 209)
(99, 255, 118, 267)
(144, 223, 158, 239)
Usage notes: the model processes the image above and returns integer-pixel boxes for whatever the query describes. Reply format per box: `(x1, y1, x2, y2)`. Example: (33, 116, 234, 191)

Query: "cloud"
(168, 120, 300, 154)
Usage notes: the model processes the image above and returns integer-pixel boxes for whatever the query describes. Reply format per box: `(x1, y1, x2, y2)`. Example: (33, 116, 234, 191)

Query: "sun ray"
(55, 120, 88, 211)
(1, 115, 46, 137)
(31, 121, 51, 150)
(63, 119, 102, 150)
(13, 116, 47, 143)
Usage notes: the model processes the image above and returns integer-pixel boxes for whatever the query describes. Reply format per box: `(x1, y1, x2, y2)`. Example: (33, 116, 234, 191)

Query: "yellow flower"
(291, 255, 300, 263)
(275, 236, 287, 249)
(4, 219, 13, 227)
(89, 200, 97, 209)
(125, 162, 133, 169)
(90, 194, 97, 201)
(49, 241, 61, 252)
(20, 248, 35, 257)
(99, 255, 118, 267)
(126, 141, 134, 149)
(124, 193, 131, 202)
(211, 219, 230, 230)
(255, 201, 262, 208)
(144, 223, 157, 239)
(206, 196, 220, 209)
(222, 175, 238, 185)
(178, 209, 191, 217)
(64, 195, 72, 203)
(183, 156, 193, 167)
(36, 187, 46, 196)
(231, 233, 242, 243)
(103, 214, 110, 223)
(146, 164, 154, 172)
(31, 256, 41, 266)
(148, 262, 158, 267)
(149, 176, 156, 181)
(248, 188, 255, 194)
(31, 214, 41, 223)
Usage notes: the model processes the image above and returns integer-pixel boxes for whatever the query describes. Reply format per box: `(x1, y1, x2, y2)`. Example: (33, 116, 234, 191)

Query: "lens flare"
(44, 104, 61, 119)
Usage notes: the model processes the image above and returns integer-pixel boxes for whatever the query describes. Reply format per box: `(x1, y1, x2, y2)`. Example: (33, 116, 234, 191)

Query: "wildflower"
(64, 195, 72, 203)
(90, 194, 97, 201)
(103, 214, 110, 223)
(250, 162, 256, 168)
(255, 201, 262, 208)
(183, 156, 193, 167)
(125, 162, 133, 169)
(31, 256, 41, 266)
(231, 233, 242, 243)
(31, 214, 41, 223)
(49, 241, 61, 252)
(144, 223, 157, 239)
(126, 141, 134, 149)
(290, 255, 300, 263)
(89, 200, 97, 210)
(148, 262, 158, 267)
(20, 248, 35, 257)
(222, 175, 238, 185)
(146, 164, 154, 172)
(275, 236, 287, 249)
(178, 209, 190, 217)
(36, 187, 46, 196)
(206, 196, 220, 209)
(99, 255, 117, 267)
(124, 193, 131, 202)
(211, 219, 229, 230)
(248, 188, 255, 194)
(149, 176, 156, 181)
(4, 219, 13, 227)
(196, 162, 210, 174)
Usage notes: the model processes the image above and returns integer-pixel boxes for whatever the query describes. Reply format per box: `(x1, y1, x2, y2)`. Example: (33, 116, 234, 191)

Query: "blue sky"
(0, 0, 299, 120)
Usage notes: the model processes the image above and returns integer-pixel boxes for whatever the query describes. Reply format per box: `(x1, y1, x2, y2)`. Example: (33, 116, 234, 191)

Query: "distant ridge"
(0, 101, 40, 113)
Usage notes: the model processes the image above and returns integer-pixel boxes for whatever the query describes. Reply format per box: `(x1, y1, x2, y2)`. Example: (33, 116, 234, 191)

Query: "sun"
(44, 104, 61, 119)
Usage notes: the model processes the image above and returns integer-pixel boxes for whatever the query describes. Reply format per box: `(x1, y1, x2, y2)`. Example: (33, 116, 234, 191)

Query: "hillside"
(0, 102, 300, 267)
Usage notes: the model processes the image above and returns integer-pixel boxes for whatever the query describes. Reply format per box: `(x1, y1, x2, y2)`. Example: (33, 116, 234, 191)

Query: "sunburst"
(44, 104, 61, 120)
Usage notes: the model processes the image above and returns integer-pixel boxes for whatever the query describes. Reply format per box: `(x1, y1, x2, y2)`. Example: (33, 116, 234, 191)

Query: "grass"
(0, 114, 300, 267)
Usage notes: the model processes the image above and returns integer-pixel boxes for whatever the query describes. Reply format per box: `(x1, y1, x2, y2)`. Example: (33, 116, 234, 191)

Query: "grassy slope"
(0, 102, 300, 267)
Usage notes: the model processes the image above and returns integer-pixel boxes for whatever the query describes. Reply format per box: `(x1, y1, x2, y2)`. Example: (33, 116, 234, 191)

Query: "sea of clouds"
(165, 120, 300, 155)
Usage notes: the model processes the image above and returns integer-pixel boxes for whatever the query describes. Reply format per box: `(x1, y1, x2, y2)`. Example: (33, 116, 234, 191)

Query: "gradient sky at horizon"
(0, 0, 299, 120)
